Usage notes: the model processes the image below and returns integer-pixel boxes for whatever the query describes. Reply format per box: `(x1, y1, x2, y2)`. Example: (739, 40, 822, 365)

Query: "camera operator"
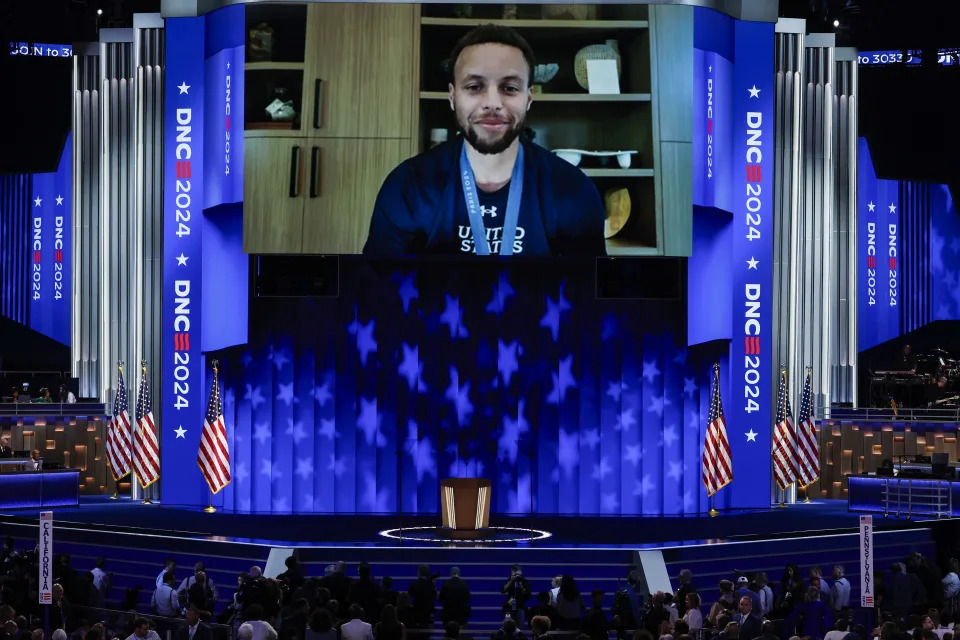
(501, 565, 532, 626)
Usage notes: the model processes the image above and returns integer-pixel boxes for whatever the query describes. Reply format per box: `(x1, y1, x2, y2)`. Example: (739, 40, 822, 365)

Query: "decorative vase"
(248, 23, 274, 62)
(603, 187, 631, 238)
(573, 40, 621, 91)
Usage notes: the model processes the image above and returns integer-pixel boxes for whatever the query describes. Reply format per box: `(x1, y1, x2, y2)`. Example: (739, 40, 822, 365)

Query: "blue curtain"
(0, 174, 31, 325)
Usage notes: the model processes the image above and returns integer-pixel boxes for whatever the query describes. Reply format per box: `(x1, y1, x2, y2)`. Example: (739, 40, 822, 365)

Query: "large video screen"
(165, 3, 704, 260)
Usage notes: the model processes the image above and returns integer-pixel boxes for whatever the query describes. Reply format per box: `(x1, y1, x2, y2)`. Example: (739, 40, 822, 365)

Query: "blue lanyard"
(459, 142, 524, 256)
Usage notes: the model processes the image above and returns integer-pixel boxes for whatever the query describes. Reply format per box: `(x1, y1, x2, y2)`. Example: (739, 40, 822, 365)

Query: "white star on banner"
(55, 195, 63, 206)
(748, 85, 761, 98)
(867, 201, 876, 212)
(174, 426, 186, 438)
(178, 82, 190, 94)
(747, 256, 758, 269)
(34, 196, 41, 207)
(745, 429, 758, 442)
(888, 203, 897, 214)
(176, 254, 188, 266)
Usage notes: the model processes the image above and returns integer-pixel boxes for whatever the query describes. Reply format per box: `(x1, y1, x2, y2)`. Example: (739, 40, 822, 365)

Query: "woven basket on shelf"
(573, 40, 621, 90)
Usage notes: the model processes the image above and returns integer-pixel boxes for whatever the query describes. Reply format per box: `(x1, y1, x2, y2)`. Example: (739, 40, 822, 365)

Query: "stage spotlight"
(97, 8, 103, 15)
(833, 19, 840, 27)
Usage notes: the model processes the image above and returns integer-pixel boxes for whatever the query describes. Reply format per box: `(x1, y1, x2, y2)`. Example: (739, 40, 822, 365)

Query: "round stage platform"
(378, 525, 552, 544)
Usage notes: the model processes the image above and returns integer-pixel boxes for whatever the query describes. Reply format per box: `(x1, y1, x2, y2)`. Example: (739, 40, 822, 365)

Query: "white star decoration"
(176, 254, 188, 266)
(888, 202, 897, 214)
(867, 201, 876, 212)
(55, 195, 63, 206)
(745, 429, 758, 442)
(178, 82, 190, 94)
(33, 196, 41, 207)
(174, 426, 186, 438)
(747, 256, 758, 270)
(748, 85, 761, 98)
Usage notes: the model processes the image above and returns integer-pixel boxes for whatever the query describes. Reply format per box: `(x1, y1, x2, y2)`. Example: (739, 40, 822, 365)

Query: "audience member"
(582, 589, 614, 640)
(243, 605, 278, 640)
(556, 575, 585, 631)
(785, 587, 834, 640)
(676, 571, 696, 617)
(90, 558, 111, 600)
(175, 609, 211, 640)
(438, 567, 471, 627)
(125, 619, 160, 640)
(407, 565, 437, 628)
(352, 563, 382, 624)
(341, 605, 374, 640)
(732, 596, 762, 640)
(491, 617, 523, 640)
(530, 616, 551, 640)
(374, 604, 405, 640)
(831, 566, 851, 613)
(683, 593, 703, 632)
(156, 559, 177, 590)
(306, 608, 338, 640)
(152, 571, 180, 617)
(756, 573, 775, 617)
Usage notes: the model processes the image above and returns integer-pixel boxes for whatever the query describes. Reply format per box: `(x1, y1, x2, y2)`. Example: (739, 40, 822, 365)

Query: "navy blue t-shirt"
(453, 179, 550, 256)
(363, 138, 606, 257)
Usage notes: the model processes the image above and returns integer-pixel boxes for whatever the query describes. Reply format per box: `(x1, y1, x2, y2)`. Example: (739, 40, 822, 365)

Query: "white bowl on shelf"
(552, 149, 638, 169)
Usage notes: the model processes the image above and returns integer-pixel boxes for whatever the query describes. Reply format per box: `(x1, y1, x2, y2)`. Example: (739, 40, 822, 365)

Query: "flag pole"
(709, 493, 719, 517)
(110, 360, 123, 499)
(203, 359, 220, 514)
(139, 359, 154, 505)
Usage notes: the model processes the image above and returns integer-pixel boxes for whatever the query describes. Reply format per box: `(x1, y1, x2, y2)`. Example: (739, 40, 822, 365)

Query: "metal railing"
(0, 402, 107, 417)
(816, 405, 960, 423)
(73, 606, 235, 640)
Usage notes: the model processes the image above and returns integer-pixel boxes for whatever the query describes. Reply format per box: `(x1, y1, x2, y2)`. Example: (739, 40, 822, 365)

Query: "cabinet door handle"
(313, 78, 325, 129)
(289, 146, 301, 197)
(310, 146, 322, 198)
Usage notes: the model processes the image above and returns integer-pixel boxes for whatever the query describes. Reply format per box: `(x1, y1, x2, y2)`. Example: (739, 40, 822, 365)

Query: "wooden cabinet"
(243, 138, 306, 253)
(301, 139, 408, 254)
(242, 2, 417, 254)
(306, 3, 417, 139)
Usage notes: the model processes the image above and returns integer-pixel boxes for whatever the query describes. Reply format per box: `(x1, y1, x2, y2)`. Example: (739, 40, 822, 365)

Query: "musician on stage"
(927, 377, 958, 408)
(898, 344, 917, 371)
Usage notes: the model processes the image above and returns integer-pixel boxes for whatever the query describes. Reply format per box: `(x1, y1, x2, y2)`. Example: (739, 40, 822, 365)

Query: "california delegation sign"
(38, 511, 53, 604)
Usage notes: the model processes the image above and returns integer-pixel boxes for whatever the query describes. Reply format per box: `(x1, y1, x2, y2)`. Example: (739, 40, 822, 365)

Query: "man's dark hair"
(445, 622, 461, 639)
(447, 24, 536, 86)
(349, 604, 364, 620)
(133, 619, 149, 629)
(761, 622, 777, 636)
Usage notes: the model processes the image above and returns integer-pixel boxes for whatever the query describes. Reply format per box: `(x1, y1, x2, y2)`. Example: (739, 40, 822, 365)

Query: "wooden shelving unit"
(417, 3, 661, 255)
(419, 91, 651, 102)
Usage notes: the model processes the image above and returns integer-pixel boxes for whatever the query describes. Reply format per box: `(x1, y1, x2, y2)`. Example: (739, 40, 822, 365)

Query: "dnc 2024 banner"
(691, 8, 775, 510)
(29, 133, 72, 345)
(162, 5, 245, 506)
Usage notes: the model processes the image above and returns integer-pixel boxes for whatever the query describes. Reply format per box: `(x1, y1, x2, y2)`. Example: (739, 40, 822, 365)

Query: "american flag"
(197, 361, 231, 494)
(105, 364, 132, 481)
(133, 362, 160, 488)
(702, 364, 733, 496)
(795, 368, 820, 489)
(772, 369, 799, 490)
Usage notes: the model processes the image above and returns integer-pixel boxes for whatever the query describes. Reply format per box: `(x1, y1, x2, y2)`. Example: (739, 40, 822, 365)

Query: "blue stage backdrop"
(0, 136, 71, 342)
(0, 174, 31, 326)
(162, 5, 248, 507)
(857, 137, 960, 352)
(690, 8, 775, 510)
(200, 259, 734, 516)
(28, 133, 72, 346)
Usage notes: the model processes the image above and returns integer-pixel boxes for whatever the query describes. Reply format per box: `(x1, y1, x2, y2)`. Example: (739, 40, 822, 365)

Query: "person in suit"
(732, 597, 762, 640)
(30, 450, 42, 471)
(438, 567, 471, 626)
(0, 437, 12, 458)
(176, 609, 212, 640)
(340, 605, 374, 640)
(407, 565, 437, 628)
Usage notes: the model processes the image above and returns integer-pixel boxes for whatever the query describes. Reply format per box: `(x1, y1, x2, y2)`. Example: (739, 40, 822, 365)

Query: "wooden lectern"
(439, 478, 493, 539)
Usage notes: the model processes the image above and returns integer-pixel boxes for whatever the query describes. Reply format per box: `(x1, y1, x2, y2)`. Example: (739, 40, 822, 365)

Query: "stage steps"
(0, 520, 937, 637)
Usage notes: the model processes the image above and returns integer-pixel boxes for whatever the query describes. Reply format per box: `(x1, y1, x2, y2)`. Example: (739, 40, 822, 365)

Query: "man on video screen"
(363, 24, 606, 257)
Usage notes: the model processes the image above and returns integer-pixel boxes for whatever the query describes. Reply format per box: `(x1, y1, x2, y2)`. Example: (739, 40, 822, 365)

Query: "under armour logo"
(480, 205, 498, 218)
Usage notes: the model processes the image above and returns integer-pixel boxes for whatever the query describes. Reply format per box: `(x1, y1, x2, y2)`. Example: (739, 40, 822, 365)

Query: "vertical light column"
(98, 30, 137, 404)
(833, 49, 859, 405)
(133, 14, 166, 499)
(72, 46, 102, 399)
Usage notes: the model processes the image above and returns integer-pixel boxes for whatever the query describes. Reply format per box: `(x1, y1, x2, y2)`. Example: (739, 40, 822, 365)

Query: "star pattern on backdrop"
(214, 267, 720, 516)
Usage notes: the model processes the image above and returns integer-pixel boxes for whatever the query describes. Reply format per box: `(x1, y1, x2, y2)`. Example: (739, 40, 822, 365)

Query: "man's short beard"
(457, 112, 526, 155)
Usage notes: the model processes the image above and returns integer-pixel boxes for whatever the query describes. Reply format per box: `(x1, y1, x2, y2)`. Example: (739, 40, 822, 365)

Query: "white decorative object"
(552, 149, 638, 168)
(265, 99, 296, 121)
(574, 40, 620, 91)
(586, 59, 620, 94)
